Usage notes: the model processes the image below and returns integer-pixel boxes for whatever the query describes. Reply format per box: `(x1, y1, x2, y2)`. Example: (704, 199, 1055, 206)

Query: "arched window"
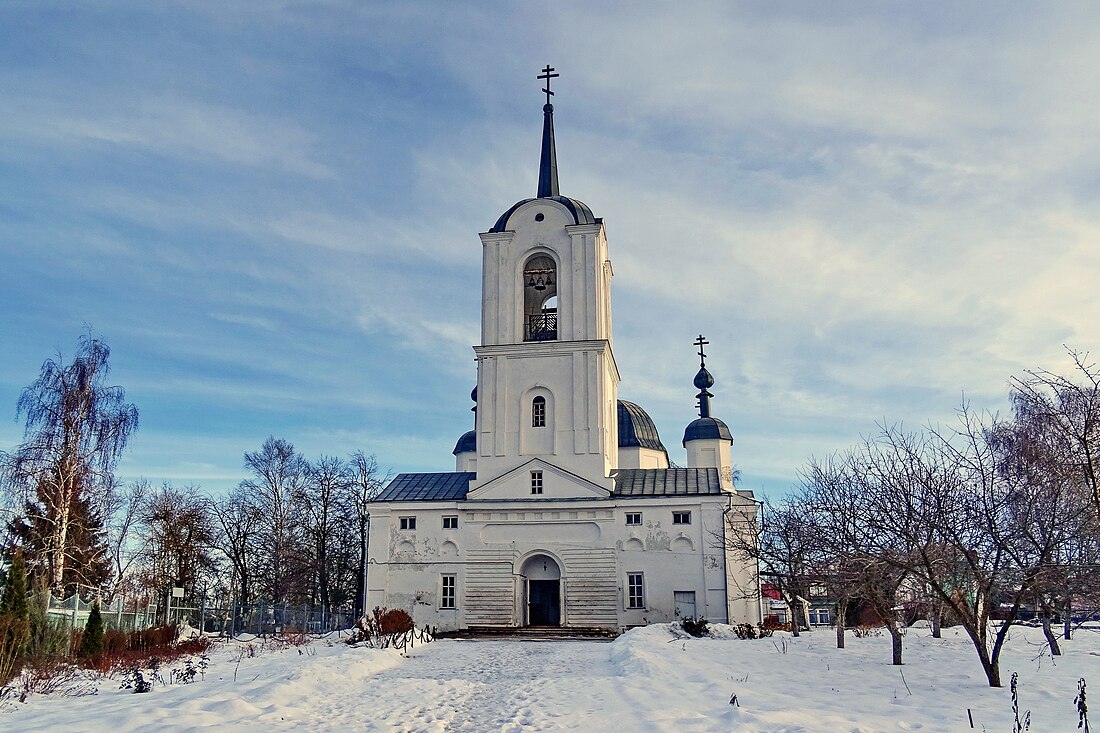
(523, 254, 558, 341)
(532, 396, 546, 427)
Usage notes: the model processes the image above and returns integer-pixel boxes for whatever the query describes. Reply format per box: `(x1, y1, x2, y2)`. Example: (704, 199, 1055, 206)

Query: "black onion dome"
(452, 430, 476, 456)
(471, 386, 477, 402)
(693, 367, 714, 390)
(682, 416, 733, 447)
(489, 196, 597, 233)
(617, 400, 668, 453)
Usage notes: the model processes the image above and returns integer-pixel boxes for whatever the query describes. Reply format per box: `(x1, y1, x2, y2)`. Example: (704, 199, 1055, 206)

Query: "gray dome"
(452, 430, 476, 456)
(618, 400, 668, 453)
(682, 416, 733, 446)
(490, 196, 597, 233)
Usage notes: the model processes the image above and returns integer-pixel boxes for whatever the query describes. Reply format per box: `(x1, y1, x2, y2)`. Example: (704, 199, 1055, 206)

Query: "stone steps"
(436, 625, 620, 640)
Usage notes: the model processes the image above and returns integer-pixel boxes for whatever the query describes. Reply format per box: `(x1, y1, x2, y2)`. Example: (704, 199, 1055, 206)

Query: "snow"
(5, 624, 1098, 732)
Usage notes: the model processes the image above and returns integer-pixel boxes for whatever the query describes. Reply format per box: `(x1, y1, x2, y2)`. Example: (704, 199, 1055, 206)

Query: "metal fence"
(46, 592, 158, 633)
(185, 602, 359, 637)
(44, 592, 359, 638)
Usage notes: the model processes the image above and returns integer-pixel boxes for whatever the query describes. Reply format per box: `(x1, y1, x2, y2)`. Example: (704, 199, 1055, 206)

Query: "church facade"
(365, 69, 762, 632)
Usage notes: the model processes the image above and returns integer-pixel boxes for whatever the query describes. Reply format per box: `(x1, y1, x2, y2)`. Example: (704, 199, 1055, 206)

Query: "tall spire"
(692, 334, 715, 418)
(537, 64, 560, 198)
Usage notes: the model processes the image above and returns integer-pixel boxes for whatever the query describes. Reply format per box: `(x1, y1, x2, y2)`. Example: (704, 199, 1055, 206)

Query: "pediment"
(466, 459, 611, 501)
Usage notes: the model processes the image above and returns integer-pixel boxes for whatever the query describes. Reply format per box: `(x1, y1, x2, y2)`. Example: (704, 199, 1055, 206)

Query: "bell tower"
(469, 66, 620, 493)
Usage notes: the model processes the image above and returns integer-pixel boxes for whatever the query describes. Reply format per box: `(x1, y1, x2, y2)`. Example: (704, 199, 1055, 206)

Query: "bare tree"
(103, 478, 148, 602)
(347, 451, 385, 618)
(136, 483, 216, 623)
(210, 484, 263, 612)
(840, 415, 1065, 687)
(302, 455, 350, 611)
(1010, 350, 1100, 517)
(241, 437, 308, 604)
(804, 454, 909, 662)
(724, 493, 816, 636)
(1, 333, 138, 593)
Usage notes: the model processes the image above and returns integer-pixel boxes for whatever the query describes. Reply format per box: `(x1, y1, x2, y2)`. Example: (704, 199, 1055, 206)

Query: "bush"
(84, 624, 211, 674)
(733, 623, 757, 640)
(682, 617, 709, 637)
(103, 628, 128, 656)
(278, 627, 308, 647)
(347, 607, 415, 645)
(79, 601, 105, 659)
(0, 549, 31, 685)
(377, 608, 414, 635)
(851, 624, 882, 638)
(761, 617, 790, 633)
(26, 590, 70, 662)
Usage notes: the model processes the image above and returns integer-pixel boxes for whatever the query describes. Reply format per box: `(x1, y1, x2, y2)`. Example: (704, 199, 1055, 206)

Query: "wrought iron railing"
(525, 311, 557, 341)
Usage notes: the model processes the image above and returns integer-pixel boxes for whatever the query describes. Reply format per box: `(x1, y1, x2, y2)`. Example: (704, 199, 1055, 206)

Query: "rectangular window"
(399, 516, 416, 531)
(672, 511, 691, 525)
(440, 575, 456, 609)
(531, 470, 543, 494)
(627, 573, 645, 609)
(674, 590, 697, 619)
(442, 515, 458, 529)
(532, 397, 546, 427)
(625, 512, 642, 526)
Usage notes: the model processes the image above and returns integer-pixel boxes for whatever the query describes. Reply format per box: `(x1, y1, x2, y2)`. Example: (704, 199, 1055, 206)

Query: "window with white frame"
(440, 575, 456, 609)
(531, 470, 543, 494)
(532, 396, 546, 427)
(672, 511, 691, 525)
(627, 572, 645, 609)
(442, 515, 458, 529)
(625, 512, 642, 526)
(399, 516, 416, 530)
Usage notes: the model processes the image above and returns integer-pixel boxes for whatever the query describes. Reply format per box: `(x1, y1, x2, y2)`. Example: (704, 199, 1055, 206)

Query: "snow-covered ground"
(5, 624, 1098, 732)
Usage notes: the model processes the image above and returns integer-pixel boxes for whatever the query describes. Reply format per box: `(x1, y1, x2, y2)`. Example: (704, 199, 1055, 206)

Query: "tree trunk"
(50, 476, 74, 591)
(836, 597, 848, 649)
(357, 517, 368, 618)
(1040, 612, 1062, 656)
(888, 624, 903, 665)
(963, 622, 1002, 687)
(930, 602, 942, 639)
(1063, 596, 1073, 641)
(786, 596, 800, 637)
(977, 645, 1001, 687)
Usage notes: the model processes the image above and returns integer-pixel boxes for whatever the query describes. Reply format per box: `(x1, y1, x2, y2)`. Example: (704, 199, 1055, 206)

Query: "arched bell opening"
(522, 254, 558, 341)
(519, 553, 561, 626)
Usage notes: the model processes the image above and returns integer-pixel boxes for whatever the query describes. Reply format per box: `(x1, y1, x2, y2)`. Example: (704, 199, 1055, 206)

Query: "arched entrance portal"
(521, 554, 561, 626)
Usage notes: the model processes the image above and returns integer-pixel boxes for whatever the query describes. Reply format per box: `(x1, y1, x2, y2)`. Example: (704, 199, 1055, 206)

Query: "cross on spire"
(694, 334, 710, 368)
(538, 64, 559, 106)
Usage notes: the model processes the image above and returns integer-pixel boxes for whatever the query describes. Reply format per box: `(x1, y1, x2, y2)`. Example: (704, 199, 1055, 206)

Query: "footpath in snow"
(5, 623, 1100, 732)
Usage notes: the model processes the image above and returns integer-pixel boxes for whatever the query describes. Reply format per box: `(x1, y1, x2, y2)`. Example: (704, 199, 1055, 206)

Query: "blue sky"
(2, 2, 1098, 498)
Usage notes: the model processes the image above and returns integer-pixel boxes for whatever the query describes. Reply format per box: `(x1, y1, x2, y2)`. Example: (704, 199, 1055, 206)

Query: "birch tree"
(1, 334, 138, 594)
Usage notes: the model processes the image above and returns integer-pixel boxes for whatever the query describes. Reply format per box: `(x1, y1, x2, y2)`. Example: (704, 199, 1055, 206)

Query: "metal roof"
(452, 430, 476, 455)
(489, 196, 597, 233)
(375, 472, 475, 502)
(617, 400, 668, 453)
(682, 416, 733, 446)
(612, 468, 723, 497)
(376, 469, 723, 502)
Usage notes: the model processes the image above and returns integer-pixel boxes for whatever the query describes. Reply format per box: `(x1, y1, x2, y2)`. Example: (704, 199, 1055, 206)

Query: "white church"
(365, 68, 762, 633)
